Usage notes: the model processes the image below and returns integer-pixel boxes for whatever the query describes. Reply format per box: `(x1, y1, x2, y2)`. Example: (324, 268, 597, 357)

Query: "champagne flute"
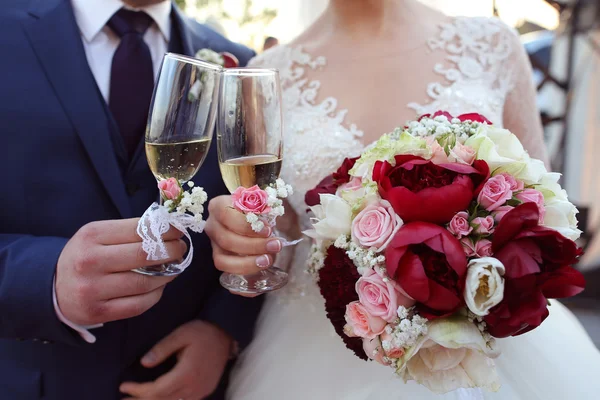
(217, 68, 288, 294)
(136, 53, 222, 277)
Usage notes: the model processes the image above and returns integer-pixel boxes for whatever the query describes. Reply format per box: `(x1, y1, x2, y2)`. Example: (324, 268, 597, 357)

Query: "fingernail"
(266, 239, 282, 253)
(260, 225, 272, 237)
(141, 352, 155, 365)
(255, 255, 271, 268)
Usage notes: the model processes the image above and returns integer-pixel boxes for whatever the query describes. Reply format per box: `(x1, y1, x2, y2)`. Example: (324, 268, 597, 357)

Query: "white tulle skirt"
(227, 242, 600, 400)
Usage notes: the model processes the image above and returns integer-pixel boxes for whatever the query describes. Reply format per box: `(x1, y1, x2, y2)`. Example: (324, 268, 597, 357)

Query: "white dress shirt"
(71, 0, 172, 102)
(52, 0, 173, 344)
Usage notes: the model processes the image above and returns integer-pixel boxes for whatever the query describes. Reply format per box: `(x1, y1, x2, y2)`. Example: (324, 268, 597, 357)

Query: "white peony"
(543, 198, 582, 241)
(303, 194, 352, 242)
(465, 125, 547, 184)
(397, 316, 501, 394)
(464, 257, 505, 317)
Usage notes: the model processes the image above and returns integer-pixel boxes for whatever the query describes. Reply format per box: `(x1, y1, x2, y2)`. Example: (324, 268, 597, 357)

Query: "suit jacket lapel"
(23, 0, 131, 218)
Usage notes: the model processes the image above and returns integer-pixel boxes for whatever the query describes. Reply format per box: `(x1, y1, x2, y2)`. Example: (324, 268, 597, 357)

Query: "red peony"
(385, 222, 468, 317)
(485, 203, 585, 337)
(318, 246, 368, 360)
(372, 155, 489, 224)
(419, 111, 492, 125)
(305, 157, 359, 207)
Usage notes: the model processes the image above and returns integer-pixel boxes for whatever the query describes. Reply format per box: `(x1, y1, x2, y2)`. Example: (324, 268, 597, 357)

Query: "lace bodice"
(248, 17, 543, 296)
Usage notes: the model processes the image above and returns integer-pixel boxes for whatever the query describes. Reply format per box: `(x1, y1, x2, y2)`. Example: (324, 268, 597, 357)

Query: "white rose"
(397, 316, 500, 394)
(544, 198, 582, 241)
(534, 172, 569, 202)
(464, 257, 505, 317)
(303, 194, 352, 241)
(465, 126, 547, 184)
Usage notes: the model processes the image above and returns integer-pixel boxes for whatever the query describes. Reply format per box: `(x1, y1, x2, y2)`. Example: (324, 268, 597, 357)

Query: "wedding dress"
(228, 17, 600, 400)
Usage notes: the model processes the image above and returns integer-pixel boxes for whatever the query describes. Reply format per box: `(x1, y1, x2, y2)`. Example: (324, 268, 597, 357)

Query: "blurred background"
(176, 0, 600, 345)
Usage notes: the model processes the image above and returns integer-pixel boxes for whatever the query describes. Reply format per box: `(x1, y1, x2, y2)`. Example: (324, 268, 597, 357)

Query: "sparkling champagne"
(145, 138, 211, 182)
(219, 154, 282, 193)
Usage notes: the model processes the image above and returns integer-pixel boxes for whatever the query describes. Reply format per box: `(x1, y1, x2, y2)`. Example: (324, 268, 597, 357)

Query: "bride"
(205, 0, 600, 398)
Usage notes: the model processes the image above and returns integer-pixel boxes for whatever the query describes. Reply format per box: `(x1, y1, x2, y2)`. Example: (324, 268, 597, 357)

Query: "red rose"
(372, 155, 489, 224)
(318, 246, 368, 361)
(485, 203, 585, 337)
(305, 157, 359, 207)
(220, 52, 239, 68)
(385, 222, 468, 317)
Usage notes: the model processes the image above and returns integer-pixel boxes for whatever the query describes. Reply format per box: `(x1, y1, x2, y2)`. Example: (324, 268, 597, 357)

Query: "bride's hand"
(205, 195, 283, 281)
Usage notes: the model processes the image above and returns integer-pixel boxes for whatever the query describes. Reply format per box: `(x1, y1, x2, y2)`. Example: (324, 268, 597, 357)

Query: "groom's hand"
(205, 195, 282, 278)
(120, 320, 232, 400)
(55, 219, 187, 326)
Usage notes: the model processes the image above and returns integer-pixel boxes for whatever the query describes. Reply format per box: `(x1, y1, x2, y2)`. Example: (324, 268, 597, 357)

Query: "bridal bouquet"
(304, 111, 585, 393)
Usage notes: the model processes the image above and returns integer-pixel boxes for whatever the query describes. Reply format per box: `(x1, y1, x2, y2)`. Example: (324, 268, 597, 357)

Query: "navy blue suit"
(0, 1, 262, 398)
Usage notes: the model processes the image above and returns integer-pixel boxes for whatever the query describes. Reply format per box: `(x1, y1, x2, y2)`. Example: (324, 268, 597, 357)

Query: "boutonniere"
(188, 49, 239, 102)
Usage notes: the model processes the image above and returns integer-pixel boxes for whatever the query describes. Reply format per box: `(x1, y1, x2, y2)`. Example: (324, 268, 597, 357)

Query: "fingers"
(98, 273, 176, 300)
(85, 219, 184, 245)
(208, 196, 271, 238)
(102, 286, 165, 322)
(212, 244, 272, 275)
(120, 365, 182, 399)
(141, 326, 188, 369)
(206, 218, 281, 256)
(101, 239, 188, 273)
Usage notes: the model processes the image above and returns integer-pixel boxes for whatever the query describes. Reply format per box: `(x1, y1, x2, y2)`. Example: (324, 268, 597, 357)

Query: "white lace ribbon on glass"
(136, 203, 206, 272)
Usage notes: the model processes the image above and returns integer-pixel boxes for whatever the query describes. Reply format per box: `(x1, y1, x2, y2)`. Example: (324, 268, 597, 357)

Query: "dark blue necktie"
(107, 9, 154, 158)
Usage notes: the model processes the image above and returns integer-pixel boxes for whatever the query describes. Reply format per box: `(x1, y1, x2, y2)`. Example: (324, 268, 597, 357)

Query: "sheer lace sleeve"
(502, 29, 550, 166)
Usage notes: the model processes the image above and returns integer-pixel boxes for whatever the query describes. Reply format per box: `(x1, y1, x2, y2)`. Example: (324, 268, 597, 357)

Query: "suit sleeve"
(0, 234, 82, 346)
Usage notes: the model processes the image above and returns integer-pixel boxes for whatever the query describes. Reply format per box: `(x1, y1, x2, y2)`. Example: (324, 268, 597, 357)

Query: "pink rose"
(492, 205, 514, 222)
(381, 331, 405, 359)
(356, 269, 415, 323)
(447, 211, 472, 238)
(471, 216, 495, 235)
(231, 185, 271, 214)
(476, 239, 493, 257)
(499, 173, 524, 191)
(362, 337, 388, 365)
(344, 301, 387, 339)
(426, 137, 450, 165)
(336, 177, 362, 194)
(449, 142, 476, 165)
(516, 189, 545, 223)
(461, 238, 492, 257)
(477, 175, 513, 211)
(158, 177, 181, 200)
(351, 200, 403, 251)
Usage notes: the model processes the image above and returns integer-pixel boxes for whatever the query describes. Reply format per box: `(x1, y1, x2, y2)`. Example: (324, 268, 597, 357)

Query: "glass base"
(133, 263, 184, 277)
(220, 267, 288, 294)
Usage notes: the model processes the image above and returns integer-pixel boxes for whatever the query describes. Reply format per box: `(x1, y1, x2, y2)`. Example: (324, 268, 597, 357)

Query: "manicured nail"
(141, 352, 155, 365)
(260, 225, 272, 237)
(255, 255, 271, 268)
(266, 239, 282, 253)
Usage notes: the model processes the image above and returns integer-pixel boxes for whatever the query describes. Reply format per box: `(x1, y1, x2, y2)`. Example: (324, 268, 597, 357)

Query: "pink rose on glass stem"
(449, 142, 476, 165)
(499, 173, 524, 191)
(472, 216, 495, 235)
(352, 200, 403, 251)
(461, 238, 492, 257)
(356, 269, 415, 323)
(516, 189, 546, 223)
(158, 177, 181, 200)
(478, 175, 513, 211)
(492, 205, 513, 222)
(448, 211, 472, 238)
(344, 301, 387, 339)
(231, 185, 271, 215)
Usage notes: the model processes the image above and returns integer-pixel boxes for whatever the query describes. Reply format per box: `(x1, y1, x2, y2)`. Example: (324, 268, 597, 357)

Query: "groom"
(0, 0, 263, 399)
